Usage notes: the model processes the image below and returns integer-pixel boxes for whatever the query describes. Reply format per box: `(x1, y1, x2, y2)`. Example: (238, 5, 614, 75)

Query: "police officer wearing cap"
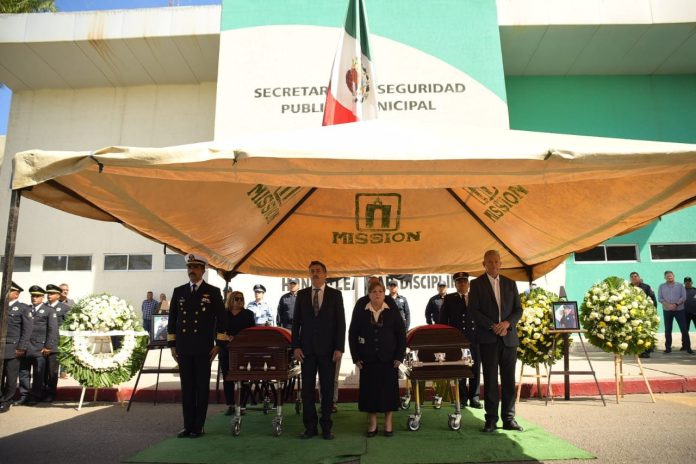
(168, 254, 227, 438)
(0, 282, 33, 413)
(440, 272, 482, 409)
(425, 281, 448, 324)
(277, 279, 299, 330)
(44, 284, 71, 401)
(17, 285, 58, 405)
(387, 279, 411, 330)
(247, 284, 273, 326)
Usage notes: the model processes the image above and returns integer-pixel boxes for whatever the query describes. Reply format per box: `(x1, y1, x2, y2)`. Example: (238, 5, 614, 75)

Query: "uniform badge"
(358, 336, 365, 344)
(39, 309, 45, 314)
(201, 297, 211, 304)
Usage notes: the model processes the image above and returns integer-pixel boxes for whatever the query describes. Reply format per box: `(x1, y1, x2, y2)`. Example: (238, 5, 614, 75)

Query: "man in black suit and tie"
(292, 260, 346, 440)
(168, 253, 227, 438)
(440, 272, 482, 409)
(468, 250, 523, 433)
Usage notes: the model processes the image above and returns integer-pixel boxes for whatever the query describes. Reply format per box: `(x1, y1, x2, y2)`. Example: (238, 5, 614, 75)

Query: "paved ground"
(1, 393, 695, 464)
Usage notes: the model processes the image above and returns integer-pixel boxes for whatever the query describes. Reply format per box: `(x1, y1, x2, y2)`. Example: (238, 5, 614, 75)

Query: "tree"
(0, 0, 57, 13)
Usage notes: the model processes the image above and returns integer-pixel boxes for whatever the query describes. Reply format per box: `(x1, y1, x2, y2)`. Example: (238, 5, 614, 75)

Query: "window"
(650, 244, 696, 261)
(43, 255, 92, 271)
(0, 256, 31, 272)
(574, 245, 637, 263)
(104, 254, 153, 271)
(165, 253, 186, 270)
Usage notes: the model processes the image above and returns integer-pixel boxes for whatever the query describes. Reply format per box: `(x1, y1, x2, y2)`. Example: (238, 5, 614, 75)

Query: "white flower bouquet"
(517, 287, 569, 366)
(580, 277, 659, 355)
(58, 293, 148, 388)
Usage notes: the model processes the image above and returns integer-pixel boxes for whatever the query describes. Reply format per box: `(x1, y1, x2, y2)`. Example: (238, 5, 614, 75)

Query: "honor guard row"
(1, 282, 70, 411)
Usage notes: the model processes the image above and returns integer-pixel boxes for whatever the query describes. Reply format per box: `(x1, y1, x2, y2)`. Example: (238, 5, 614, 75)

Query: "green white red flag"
(322, 0, 378, 126)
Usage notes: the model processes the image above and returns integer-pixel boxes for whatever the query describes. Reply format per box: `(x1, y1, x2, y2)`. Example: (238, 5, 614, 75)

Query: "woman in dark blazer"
(349, 280, 406, 437)
(219, 290, 255, 416)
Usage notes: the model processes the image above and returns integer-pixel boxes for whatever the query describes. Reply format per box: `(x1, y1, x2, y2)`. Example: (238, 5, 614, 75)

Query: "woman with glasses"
(349, 280, 406, 437)
(219, 291, 255, 416)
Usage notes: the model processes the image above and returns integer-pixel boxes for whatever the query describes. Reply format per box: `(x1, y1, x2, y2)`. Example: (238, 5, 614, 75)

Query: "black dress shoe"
(322, 432, 335, 440)
(469, 400, 483, 409)
(482, 420, 497, 433)
(664, 348, 672, 354)
(688, 349, 694, 354)
(383, 430, 394, 437)
(24, 399, 39, 406)
(189, 431, 204, 438)
(0, 402, 10, 413)
(679, 346, 686, 351)
(177, 429, 191, 438)
(366, 426, 378, 438)
(300, 429, 318, 439)
(502, 420, 524, 431)
(12, 397, 27, 406)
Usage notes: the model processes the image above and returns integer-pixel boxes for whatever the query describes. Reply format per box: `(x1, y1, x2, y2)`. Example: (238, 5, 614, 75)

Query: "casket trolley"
(226, 326, 301, 437)
(402, 324, 473, 431)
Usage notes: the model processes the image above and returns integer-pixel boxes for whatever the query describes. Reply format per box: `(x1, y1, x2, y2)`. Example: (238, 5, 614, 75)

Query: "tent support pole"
(445, 188, 530, 270)
(0, 189, 22, 378)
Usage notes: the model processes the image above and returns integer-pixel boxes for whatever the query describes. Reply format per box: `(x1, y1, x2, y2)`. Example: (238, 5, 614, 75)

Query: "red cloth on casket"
(242, 326, 292, 343)
(406, 324, 454, 344)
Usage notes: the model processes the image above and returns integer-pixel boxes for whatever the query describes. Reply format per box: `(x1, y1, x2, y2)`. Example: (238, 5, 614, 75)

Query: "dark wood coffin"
(405, 324, 473, 381)
(226, 327, 300, 382)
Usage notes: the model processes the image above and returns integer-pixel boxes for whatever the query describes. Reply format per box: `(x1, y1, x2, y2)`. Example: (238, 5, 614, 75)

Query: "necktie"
(312, 288, 320, 316)
(493, 278, 501, 322)
(191, 283, 197, 295)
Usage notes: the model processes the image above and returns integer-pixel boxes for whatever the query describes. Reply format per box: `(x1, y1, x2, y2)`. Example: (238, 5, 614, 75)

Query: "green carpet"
(125, 404, 593, 464)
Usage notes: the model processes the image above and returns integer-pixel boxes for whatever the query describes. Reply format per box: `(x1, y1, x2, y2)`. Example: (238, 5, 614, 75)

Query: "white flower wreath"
(59, 294, 148, 388)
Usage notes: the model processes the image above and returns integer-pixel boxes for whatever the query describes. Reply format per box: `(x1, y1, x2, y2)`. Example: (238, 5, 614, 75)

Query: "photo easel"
(126, 342, 178, 411)
(516, 362, 552, 402)
(545, 329, 606, 406)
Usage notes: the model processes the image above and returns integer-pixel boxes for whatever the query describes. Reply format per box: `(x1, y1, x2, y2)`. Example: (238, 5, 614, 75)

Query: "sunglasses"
(233, 297, 244, 302)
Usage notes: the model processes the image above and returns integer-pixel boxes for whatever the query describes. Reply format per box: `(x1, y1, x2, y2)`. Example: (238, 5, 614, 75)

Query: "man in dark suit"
(292, 260, 346, 440)
(468, 250, 523, 433)
(440, 272, 482, 409)
(168, 253, 227, 438)
(0, 282, 33, 413)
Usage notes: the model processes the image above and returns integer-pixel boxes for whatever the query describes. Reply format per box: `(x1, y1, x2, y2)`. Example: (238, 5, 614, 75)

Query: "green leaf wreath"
(517, 287, 570, 366)
(580, 276, 659, 355)
(58, 293, 149, 388)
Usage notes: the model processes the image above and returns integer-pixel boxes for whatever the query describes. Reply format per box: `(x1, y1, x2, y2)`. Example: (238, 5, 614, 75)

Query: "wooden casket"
(226, 326, 300, 382)
(405, 324, 474, 381)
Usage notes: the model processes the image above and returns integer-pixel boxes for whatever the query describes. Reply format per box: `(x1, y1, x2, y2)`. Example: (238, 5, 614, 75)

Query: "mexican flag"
(322, 0, 379, 126)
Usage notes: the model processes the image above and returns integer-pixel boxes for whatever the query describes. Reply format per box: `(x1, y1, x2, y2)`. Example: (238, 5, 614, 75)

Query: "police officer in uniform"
(439, 272, 482, 409)
(17, 285, 57, 405)
(387, 279, 411, 330)
(276, 279, 299, 330)
(0, 282, 33, 412)
(425, 281, 448, 324)
(44, 284, 71, 401)
(168, 254, 226, 438)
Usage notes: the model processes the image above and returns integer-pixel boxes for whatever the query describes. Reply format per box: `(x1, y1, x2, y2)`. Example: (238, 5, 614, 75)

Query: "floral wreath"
(517, 287, 570, 366)
(58, 294, 148, 388)
(580, 277, 659, 355)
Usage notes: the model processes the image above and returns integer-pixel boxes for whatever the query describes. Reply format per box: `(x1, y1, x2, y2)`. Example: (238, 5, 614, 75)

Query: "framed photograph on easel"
(151, 314, 169, 345)
(552, 301, 580, 331)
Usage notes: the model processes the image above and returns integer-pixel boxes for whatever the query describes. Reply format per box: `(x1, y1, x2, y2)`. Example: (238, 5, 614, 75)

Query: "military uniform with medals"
(167, 254, 227, 437)
(0, 282, 33, 412)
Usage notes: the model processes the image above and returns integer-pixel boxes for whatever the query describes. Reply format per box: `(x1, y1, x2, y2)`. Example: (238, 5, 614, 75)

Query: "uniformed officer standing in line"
(387, 279, 411, 330)
(425, 281, 448, 324)
(439, 272, 482, 409)
(0, 282, 33, 413)
(168, 254, 227, 438)
(17, 285, 57, 405)
(44, 284, 71, 402)
(247, 284, 273, 326)
(276, 279, 299, 330)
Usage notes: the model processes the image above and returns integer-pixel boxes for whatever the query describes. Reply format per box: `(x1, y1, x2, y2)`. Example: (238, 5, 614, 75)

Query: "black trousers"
(1, 357, 20, 403)
(18, 355, 46, 401)
(301, 354, 335, 433)
(687, 312, 696, 331)
(178, 353, 212, 433)
(479, 337, 517, 422)
(45, 353, 59, 397)
(459, 342, 481, 404)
